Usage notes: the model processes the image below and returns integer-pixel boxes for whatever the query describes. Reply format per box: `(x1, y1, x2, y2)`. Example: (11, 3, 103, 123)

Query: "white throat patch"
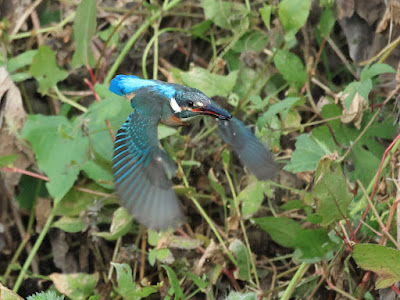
(170, 97, 182, 113)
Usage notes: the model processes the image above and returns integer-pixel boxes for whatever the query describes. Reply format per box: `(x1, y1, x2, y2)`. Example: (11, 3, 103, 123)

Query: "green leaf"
(253, 217, 302, 248)
(226, 291, 257, 300)
(232, 30, 268, 53)
(186, 273, 209, 290)
(82, 160, 113, 189)
(92, 207, 133, 240)
(259, 5, 272, 30)
(261, 97, 303, 124)
(360, 63, 396, 81)
(294, 228, 338, 263)
(0, 154, 19, 167)
(319, 7, 335, 38)
(112, 263, 137, 300)
(50, 273, 98, 300)
(273, 50, 306, 89)
(171, 67, 238, 97)
(30, 46, 68, 93)
(27, 290, 64, 300)
(284, 134, 330, 173)
(240, 180, 265, 219)
(53, 183, 113, 217)
(158, 124, 177, 140)
(343, 80, 372, 109)
(278, 0, 311, 36)
(161, 265, 184, 300)
(21, 115, 89, 201)
(313, 172, 353, 226)
(98, 25, 119, 47)
(353, 244, 400, 289)
(52, 216, 85, 233)
(71, 0, 97, 67)
(229, 239, 251, 282)
(7, 49, 38, 73)
(200, 0, 247, 29)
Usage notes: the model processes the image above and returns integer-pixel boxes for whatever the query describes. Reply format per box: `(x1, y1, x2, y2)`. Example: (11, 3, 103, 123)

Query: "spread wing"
(218, 117, 276, 180)
(113, 111, 184, 230)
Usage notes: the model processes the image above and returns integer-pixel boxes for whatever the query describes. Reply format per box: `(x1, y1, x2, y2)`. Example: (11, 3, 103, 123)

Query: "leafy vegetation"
(1, 0, 400, 299)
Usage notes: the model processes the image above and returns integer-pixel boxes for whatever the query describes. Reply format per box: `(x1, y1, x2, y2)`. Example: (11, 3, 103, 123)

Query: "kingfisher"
(109, 75, 275, 230)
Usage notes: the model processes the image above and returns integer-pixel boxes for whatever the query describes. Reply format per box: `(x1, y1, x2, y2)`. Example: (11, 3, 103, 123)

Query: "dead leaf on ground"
(194, 239, 225, 275)
(35, 197, 52, 232)
(377, 1, 400, 34)
(0, 67, 34, 195)
(49, 229, 79, 273)
(339, 92, 367, 129)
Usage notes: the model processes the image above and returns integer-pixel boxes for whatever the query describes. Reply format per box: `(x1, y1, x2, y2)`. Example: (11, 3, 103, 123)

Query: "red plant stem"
(3, 166, 49, 181)
(354, 132, 400, 236)
(86, 65, 97, 85)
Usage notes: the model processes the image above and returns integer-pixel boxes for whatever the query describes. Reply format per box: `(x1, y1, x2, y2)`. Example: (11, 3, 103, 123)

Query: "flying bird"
(109, 75, 275, 230)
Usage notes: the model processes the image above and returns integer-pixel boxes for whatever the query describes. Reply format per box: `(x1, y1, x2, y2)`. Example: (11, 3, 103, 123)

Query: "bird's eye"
(187, 101, 194, 107)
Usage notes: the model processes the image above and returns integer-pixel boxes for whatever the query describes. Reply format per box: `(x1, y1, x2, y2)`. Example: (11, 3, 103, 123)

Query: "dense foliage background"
(1, 0, 400, 299)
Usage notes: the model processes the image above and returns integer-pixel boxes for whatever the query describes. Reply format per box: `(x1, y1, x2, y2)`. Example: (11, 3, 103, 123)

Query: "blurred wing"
(218, 117, 276, 180)
(113, 111, 184, 230)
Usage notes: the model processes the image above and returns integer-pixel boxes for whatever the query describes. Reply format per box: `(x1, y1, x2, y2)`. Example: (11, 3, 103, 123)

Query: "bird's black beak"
(191, 105, 232, 120)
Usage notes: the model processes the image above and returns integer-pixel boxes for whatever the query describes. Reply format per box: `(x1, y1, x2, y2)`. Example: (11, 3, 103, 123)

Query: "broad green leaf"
(240, 180, 265, 219)
(261, 97, 303, 124)
(98, 25, 119, 47)
(208, 169, 228, 204)
(0, 154, 18, 167)
(253, 217, 302, 248)
(232, 30, 268, 53)
(158, 124, 177, 139)
(343, 80, 372, 109)
(82, 160, 113, 189)
(112, 263, 137, 300)
(294, 228, 338, 263)
(360, 63, 396, 81)
(53, 183, 113, 217)
(71, 0, 97, 67)
(190, 20, 212, 37)
(16, 175, 47, 211)
(50, 273, 98, 300)
(171, 67, 238, 98)
(112, 263, 158, 299)
(273, 50, 306, 89)
(21, 115, 89, 201)
(313, 172, 353, 226)
(161, 265, 184, 300)
(226, 291, 257, 300)
(353, 244, 400, 289)
(30, 46, 68, 93)
(148, 248, 172, 266)
(52, 216, 85, 233)
(7, 49, 37, 73)
(92, 207, 133, 240)
(259, 5, 272, 30)
(284, 134, 330, 173)
(200, 0, 247, 29)
(319, 7, 335, 38)
(229, 239, 251, 282)
(278, 0, 311, 36)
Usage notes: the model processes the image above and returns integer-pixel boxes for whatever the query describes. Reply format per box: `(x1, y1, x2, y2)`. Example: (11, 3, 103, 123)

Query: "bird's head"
(169, 85, 232, 121)
(109, 75, 232, 121)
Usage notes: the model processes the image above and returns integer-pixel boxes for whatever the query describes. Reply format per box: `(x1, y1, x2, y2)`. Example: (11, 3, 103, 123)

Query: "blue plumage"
(109, 75, 275, 230)
(109, 75, 176, 98)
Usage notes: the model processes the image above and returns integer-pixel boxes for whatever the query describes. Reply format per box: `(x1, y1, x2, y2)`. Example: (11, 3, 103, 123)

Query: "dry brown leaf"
(49, 229, 79, 273)
(339, 92, 367, 129)
(194, 239, 225, 275)
(35, 197, 52, 232)
(377, 1, 400, 34)
(0, 67, 33, 194)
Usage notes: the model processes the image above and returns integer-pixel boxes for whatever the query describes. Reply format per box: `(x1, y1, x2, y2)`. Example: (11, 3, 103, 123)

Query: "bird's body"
(109, 75, 275, 230)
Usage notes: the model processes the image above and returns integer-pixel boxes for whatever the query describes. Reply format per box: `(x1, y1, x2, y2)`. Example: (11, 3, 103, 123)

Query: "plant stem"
(13, 211, 55, 292)
(52, 85, 88, 112)
(105, 0, 183, 84)
(281, 262, 309, 300)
